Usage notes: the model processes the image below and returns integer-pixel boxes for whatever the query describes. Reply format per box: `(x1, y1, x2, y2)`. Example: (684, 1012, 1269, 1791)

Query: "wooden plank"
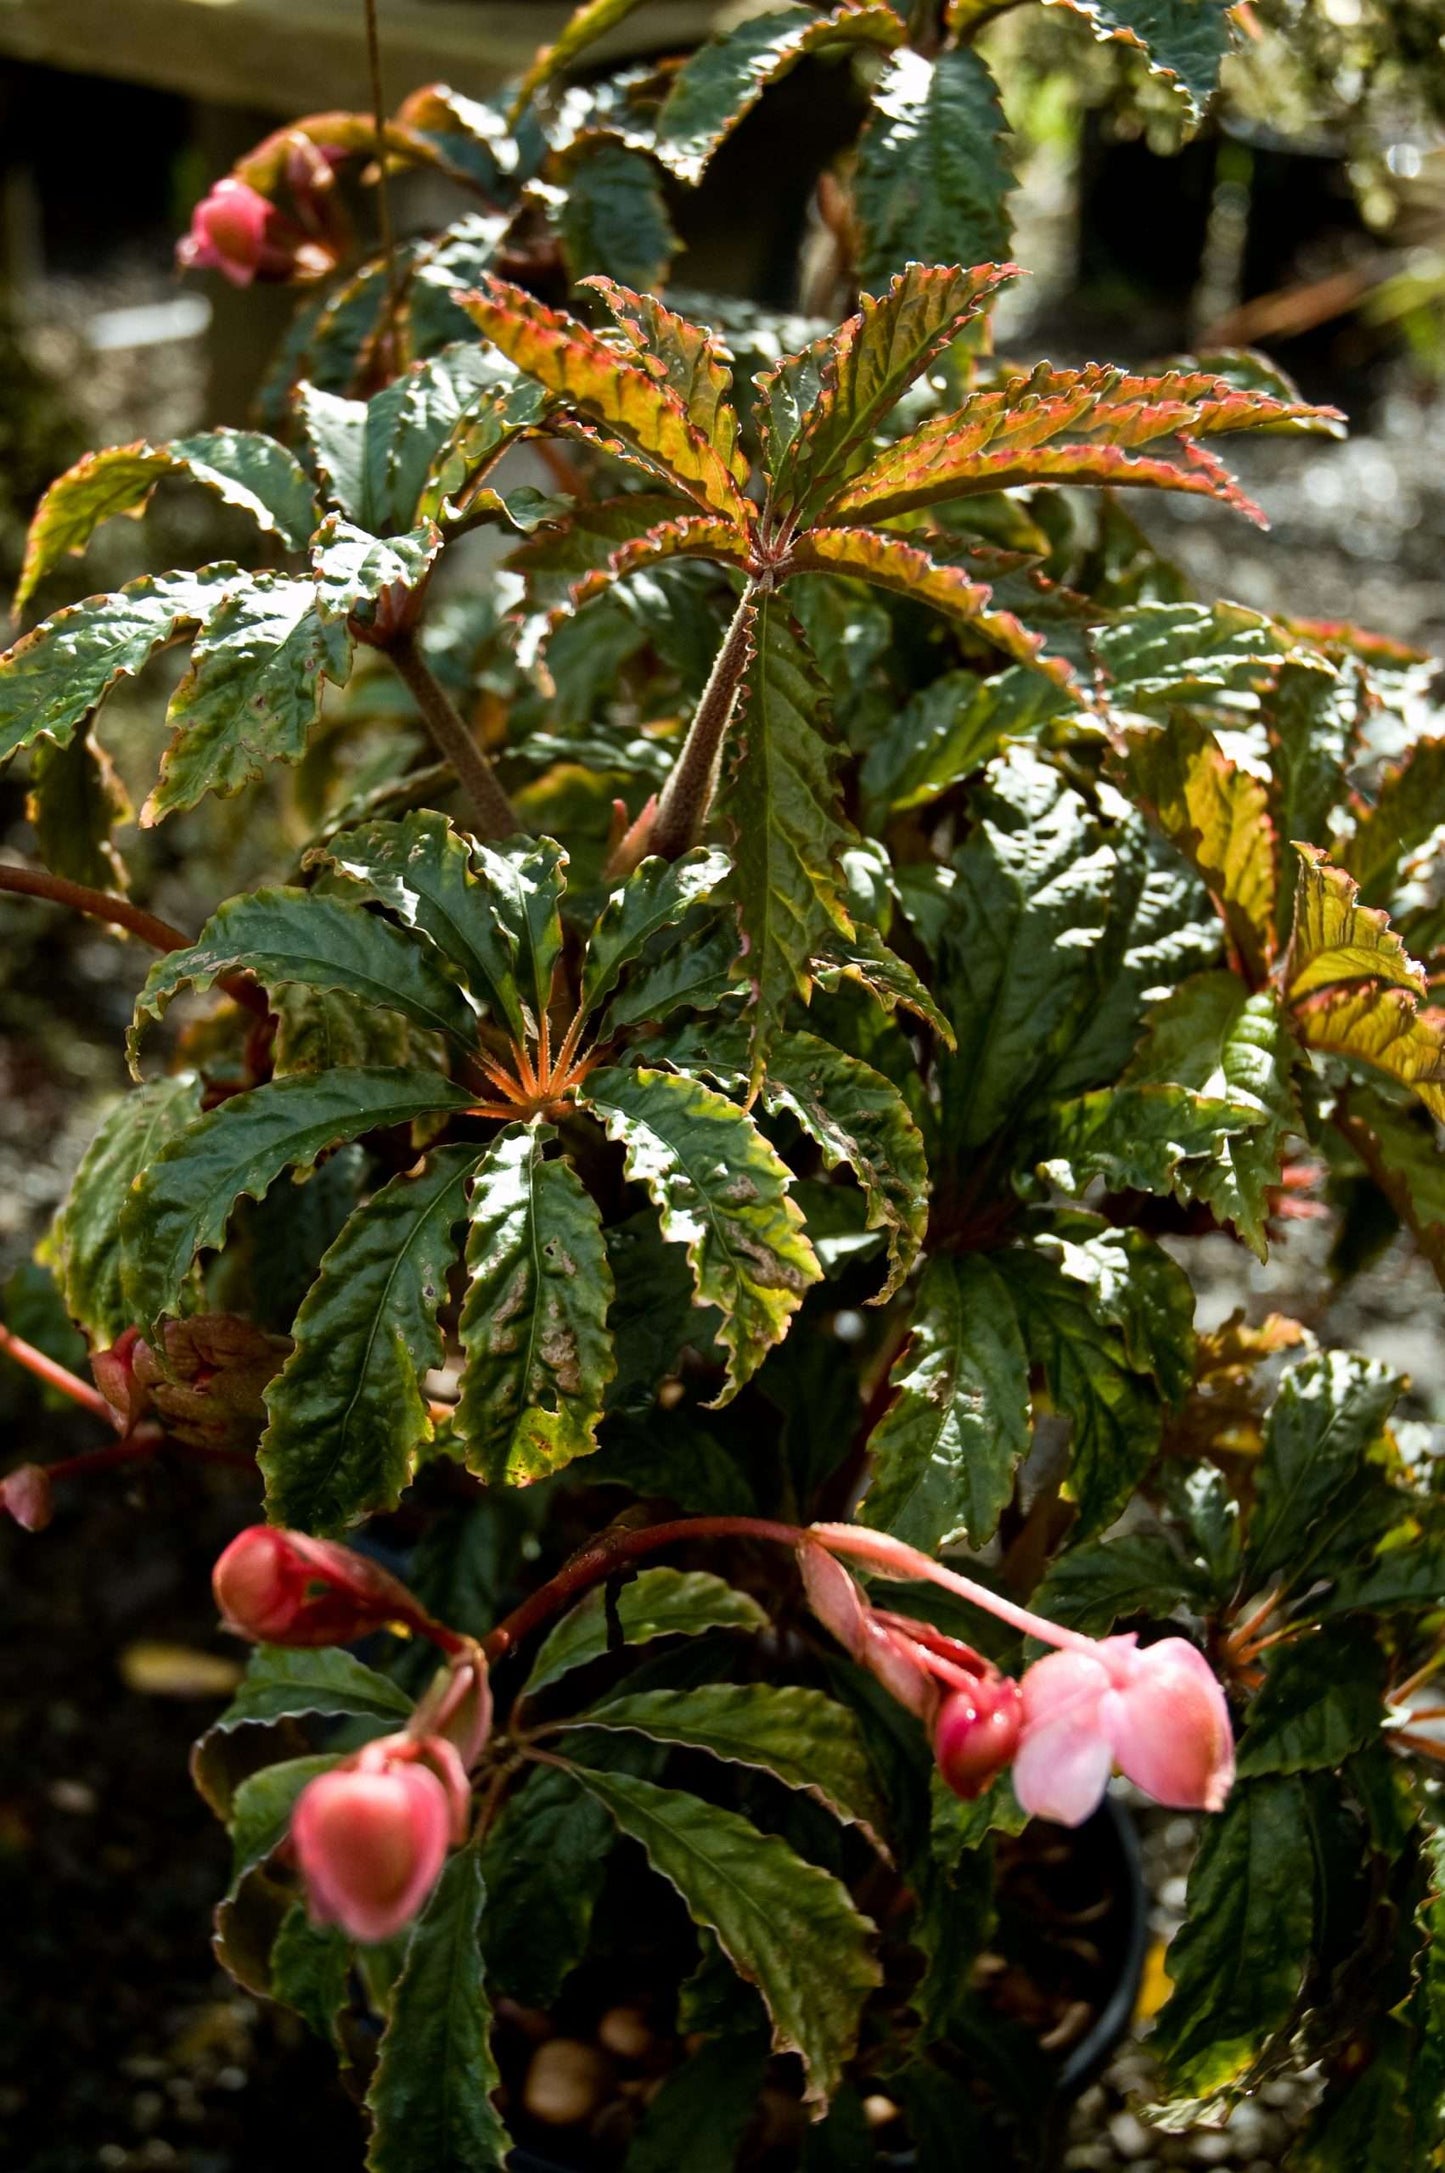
(0, 0, 716, 115)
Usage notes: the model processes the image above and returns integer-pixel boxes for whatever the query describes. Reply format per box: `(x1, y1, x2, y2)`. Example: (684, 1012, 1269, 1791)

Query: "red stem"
(0, 863, 269, 1018)
(481, 1515, 804, 1662)
(0, 1319, 116, 1424)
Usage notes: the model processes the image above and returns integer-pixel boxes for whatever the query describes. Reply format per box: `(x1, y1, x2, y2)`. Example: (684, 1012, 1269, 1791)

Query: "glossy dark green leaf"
(1237, 1624, 1387, 1777)
(313, 517, 444, 635)
(48, 1076, 203, 1342)
(566, 1763, 880, 2106)
(1151, 1776, 1315, 2100)
(131, 889, 477, 1071)
(584, 1065, 820, 1399)
(624, 2031, 769, 2173)
(716, 595, 855, 1080)
(1247, 1350, 1401, 1590)
(119, 1066, 473, 1326)
(599, 915, 743, 1036)
(1039, 1080, 1258, 1201)
(523, 1566, 768, 1699)
(581, 848, 731, 1017)
(861, 664, 1066, 820)
(1092, 600, 1293, 715)
(854, 49, 1013, 290)
(361, 344, 530, 534)
(1033, 1530, 1210, 1635)
(654, 2, 902, 184)
(557, 138, 678, 291)
(667, 1023, 928, 1301)
(478, 1764, 615, 2006)
(456, 1125, 615, 1484)
(227, 1753, 340, 1897)
(269, 986, 439, 1077)
(147, 574, 352, 821)
(314, 810, 536, 1041)
(210, 1645, 415, 1735)
(1048, 0, 1233, 122)
(17, 430, 316, 607)
(261, 1146, 481, 1532)
(0, 566, 238, 764)
(861, 1254, 1031, 1552)
(1032, 1213, 1195, 1408)
(366, 1844, 509, 2172)
(297, 384, 368, 520)
(573, 1683, 890, 1844)
(270, 1904, 352, 2051)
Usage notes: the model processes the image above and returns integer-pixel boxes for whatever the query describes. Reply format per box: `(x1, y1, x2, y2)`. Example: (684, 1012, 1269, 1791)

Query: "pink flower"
(292, 1735, 467, 1943)
(934, 1675, 1023, 1802)
(1, 1463, 53, 1531)
(212, 1525, 432, 1648)
(1014, 1635, 1234, 1827)
(176, 179, 333, 287)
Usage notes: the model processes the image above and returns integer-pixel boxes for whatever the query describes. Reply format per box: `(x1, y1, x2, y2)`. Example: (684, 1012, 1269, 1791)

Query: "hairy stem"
(385, 629, 523, 840)
(650, 584, 759, 860)
(0, 862, 269, 1017)
(0, 1319, 116, 1425)
(481, 1514, 804, 1662)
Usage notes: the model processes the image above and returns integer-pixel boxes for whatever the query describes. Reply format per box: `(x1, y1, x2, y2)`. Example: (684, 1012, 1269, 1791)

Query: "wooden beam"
(0, 0, 716, 116)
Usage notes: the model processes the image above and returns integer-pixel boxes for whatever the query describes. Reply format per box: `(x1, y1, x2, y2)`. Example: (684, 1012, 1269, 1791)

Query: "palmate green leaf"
(119, 1066, 474, 1327)
(314, 811, 538, 1043)
(1118, 972, 1300, 1257)
(1264, 659, 1355, 916)
(1151, 1777, 1315, 2102)
(1236, 1624, 1387, 1777)
(565, 1763, 881, 2107)
(313, 517, 444, 636)
(130, 889, 478, 1072)
(296, 385, 368, 521)
(365, 1843, 509, 2173)
(664, 1023, 928, 1302)
(861, 664, 1067, 820)
(1336, 1084, 1445, 1286)
(861, 1254, 1031, 1553)
(209, 1645, 415, 1735)
(556, 138, 678, 293)
(716, 594, 856, 1078)
(1033, 1213, 1195, 1407)
(0, 566, 238, 766)
(572, 1683, 891, 1845)
(1049, 0, 1234, 124)
(1246, 1350, 1401, 1592)
(653, 2, 903, 186)
(1091, 600, 1299, 716)
(17, 431, 317, 608)
(478, 1764, 616, 2006)
(854, 49, 1014, 292)
(358, 344, 533, 535)
(582, 848, 731, 1017)
(456, 1125, 615, 1484)
(583, 1066, 821, 1399)
(261, 1146, 480, 1533)
(26, 724, 130, 890)
(48, 1075, 202, 1342)
(524, 1566, 769, 1700)
(144, 572, 352, 822)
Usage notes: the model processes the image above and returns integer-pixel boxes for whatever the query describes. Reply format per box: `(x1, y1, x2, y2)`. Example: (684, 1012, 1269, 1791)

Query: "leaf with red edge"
(1119, 717, 1277, 983)
(1286, 846, 1427, 1004)
(1041, 0, 1235, 125)
(788, 528, 1069, 678)
(509, 0, 654, 115)
(652, 1, 904, 187)
(584, 280, 750, 487)
(815, 363, 1342, 530)
(760, 261, 1017, 524)
(508, 494, 699, 610)
(558, 518, 756, 621)
(1292, 983, 1445, 1123)
(458, 276, 751, 525)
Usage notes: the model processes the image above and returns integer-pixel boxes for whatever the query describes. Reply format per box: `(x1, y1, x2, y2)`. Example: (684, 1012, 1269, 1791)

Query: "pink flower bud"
(92, 1326, 149, 1432)
(933, 1674, 1023, 1802)
(176, 178, 334, 287)
(1013, 1636, 1233, 1828)
(797, 1541, 936, 1718)
(292, 1747, 453, 1943)
(1, 1463, 53, 1531)
(412, 1654, 492, 1771)
(212, 1525, 429, 1647)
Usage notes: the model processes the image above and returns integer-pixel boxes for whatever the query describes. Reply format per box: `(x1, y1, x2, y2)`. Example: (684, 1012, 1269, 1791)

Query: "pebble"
(1108, 2111, 1151, 2155)
(522, 2039, 613, 2126)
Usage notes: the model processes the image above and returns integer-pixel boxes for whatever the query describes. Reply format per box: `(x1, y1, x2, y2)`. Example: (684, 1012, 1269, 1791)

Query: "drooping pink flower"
(176, 178, 334, 287)
(212, 1525, 433, 1648)
(1014, 1635, 1234, 1827)
(291, 1735, 466, 1942)
(934, 1675, 1023, 1802)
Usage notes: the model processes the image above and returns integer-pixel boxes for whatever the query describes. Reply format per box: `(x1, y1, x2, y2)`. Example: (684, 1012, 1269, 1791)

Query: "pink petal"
(1013, 1714, 1115, 1827)
(1107, 1637, 1235, 1812)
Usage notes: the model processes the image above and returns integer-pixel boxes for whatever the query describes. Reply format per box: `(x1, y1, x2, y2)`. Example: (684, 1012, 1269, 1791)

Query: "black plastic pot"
(505, 1797, 1148, 2173)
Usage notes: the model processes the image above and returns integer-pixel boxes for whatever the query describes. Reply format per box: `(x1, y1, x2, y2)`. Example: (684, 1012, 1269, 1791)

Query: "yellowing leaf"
(1120, 720, 1277, 982)
(1294, 983, 1445, 1122)
(459, 275, 752, 525)
(557, 516, 755, 623)
(1286, 844, 1427, 1002)
(585, 279, 751, 486)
